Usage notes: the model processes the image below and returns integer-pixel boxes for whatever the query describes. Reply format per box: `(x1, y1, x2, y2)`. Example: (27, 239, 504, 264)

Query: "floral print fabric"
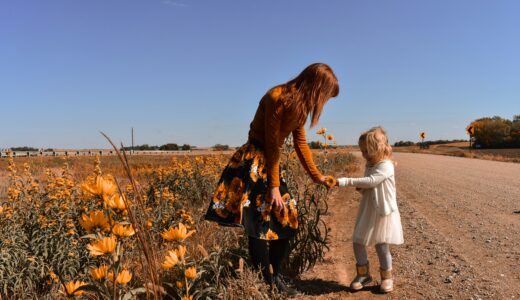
(204, 141, 298, 240)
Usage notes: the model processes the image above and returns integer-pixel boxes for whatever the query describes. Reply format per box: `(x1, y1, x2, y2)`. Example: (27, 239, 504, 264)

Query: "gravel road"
(296, 152, 520, 299)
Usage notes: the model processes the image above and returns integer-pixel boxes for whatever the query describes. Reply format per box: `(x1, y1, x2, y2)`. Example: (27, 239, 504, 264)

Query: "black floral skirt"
(204, 141, 298, 240)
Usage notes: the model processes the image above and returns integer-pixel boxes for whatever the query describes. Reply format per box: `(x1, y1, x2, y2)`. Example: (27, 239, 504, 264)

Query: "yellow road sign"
(420, 132, 426, 139)
(466, 125, 475, 136)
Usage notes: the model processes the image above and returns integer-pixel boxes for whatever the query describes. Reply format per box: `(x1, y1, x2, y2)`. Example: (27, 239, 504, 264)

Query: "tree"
(181, 144, 191, 151)
(394, 141, 415, 147)
(159, 143, 179, 151)
(213, 144, 229, 151)
(308, 141, 322, 149)
(468, 115, 516, 148)
(11, 146, 38, 151)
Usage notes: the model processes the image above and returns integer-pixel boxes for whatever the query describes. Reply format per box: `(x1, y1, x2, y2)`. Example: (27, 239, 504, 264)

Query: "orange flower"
(265, 229, 279, 240)
(288, 200, 298, 229)
(81, 175, 117, 197)
(225, 178, 246, 214)
(324, 176, 337, 189)
(316, 127, 327, 135)
(99, 175, 118, 196)
(185, 266, 197, 280)
(79, 210, 110, 232)
(104, 193, 127, 210)
(90, 264, 109, 280)
(326, 134, 335, 141)
(175, 245, 187, 260)
(112, 223, 135, 237)
(229, 148, 245, 168)
(87, 236, 117, 256)
(63, 280, 87, 296)
(115, 270, 132, 285)
(161, 223, 195, 242)
(161, 250, 179, 269)
(212, 182, 227, 203)
(255, 194, 263, 207)
(274, 194, 290, 226)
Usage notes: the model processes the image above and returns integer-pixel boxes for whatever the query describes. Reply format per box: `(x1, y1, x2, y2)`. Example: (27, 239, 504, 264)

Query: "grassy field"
(0, 148, 354, 299)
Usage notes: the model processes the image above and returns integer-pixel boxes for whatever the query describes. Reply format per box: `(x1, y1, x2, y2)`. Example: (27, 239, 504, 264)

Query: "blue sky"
(1, 0, 519, 148)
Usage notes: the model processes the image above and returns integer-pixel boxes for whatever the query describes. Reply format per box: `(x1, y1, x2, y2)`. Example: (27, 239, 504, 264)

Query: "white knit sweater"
(338, 160, 397, 216)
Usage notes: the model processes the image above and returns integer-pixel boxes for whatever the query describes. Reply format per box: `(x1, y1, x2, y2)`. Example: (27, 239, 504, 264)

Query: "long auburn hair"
(279, 63, 339, 128)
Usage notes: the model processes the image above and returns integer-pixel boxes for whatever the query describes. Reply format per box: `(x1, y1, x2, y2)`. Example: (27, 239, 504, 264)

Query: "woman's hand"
(270, 187, 285, 213)
(322, 175, 337, 189)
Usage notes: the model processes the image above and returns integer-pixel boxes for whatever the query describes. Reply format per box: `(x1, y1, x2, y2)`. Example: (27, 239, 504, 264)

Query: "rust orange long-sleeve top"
(248, 86, 323, 188)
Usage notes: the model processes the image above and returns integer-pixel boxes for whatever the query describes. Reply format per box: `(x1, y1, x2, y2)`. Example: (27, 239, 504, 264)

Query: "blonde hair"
(280, 63, 339, 128)
(358, 127, 392, 163)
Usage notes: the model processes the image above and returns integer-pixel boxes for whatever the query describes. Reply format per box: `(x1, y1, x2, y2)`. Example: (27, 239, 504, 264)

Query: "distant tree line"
(394, 139, 466, 147)
(468, 115, 520, 148)
(123, 143, 191, 151)
(10, 146, 39, 151)
(212, 144, 229, 151)
(308, 141, 337, 149)
(394, 141, 416, 147)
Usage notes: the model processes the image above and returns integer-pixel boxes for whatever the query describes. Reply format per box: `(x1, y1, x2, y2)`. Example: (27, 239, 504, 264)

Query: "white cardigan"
(338, 160, 397, 216)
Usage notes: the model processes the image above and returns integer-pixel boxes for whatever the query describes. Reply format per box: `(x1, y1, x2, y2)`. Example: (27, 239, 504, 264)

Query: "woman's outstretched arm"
(292, 126, 324, 183)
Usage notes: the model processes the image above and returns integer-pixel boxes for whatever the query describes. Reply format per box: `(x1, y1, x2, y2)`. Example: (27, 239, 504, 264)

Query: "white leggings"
(353, 242, 392, 271)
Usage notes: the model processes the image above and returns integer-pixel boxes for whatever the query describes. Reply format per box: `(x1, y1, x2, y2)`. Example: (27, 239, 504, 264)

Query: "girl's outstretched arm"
(337, 161, 393, 188)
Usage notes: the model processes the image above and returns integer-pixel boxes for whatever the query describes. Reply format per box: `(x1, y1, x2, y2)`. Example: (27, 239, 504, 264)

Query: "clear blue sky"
(1, 0, 519, 149)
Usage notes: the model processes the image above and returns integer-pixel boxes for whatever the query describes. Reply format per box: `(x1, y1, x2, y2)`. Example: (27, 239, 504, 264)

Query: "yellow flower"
(100, 175, 118, 196)
(176, 281, 184, 288)
(115, 270, 132, 285)
(324, 176, 337, 189)
(185, 266, 197, 280)
(87, 236, 117, 256)
(175, 245, 187, 260)
(316, 127, 327, 135)
(181, 296, 193, 300)
(326, 134, 335, 141)
(90, 264, 109, 280)
(79, 210, 110, 232)
(49, 271, 58, 283)
(161, 223, 195, 242)
(81, 174, 117, 197)
(161, 250, 179, 269)
(63, 280, 87, 296)
(104, 193, 127, 210)
(112, 223, 135, 237)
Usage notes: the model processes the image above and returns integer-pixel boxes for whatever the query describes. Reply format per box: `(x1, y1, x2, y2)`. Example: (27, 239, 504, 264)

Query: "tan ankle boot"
(350, 263, 372, 291)
(380, 268, 393, 293)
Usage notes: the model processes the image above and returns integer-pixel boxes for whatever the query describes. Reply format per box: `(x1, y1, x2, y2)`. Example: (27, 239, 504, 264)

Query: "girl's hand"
(270, 187, 285, 213)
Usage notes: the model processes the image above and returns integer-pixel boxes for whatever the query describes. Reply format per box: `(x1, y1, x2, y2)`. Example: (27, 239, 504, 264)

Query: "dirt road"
(296, 152, 520, 299)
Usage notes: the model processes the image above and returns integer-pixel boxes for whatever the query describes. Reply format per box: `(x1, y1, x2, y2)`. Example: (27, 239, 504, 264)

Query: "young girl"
(336, 127, 403, 293)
